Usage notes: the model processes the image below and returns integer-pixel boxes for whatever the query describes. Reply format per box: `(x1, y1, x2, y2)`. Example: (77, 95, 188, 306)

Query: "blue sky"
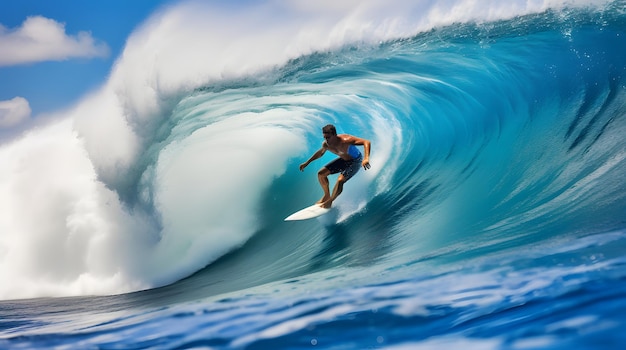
(0, 0, 173, 125)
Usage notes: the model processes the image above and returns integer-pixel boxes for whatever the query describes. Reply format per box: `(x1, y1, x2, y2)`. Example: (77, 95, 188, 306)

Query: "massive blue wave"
(2, 1, 626, 348)
(152, 4, 626, 301)
(0, 0, 625, 305)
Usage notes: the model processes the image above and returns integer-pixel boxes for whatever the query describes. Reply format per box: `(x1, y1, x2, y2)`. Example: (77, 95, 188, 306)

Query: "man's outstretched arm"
(300, 146, 327, 171)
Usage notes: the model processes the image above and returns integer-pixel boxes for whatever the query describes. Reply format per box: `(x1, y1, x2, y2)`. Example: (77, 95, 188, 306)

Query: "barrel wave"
(1, 1, 626, 349)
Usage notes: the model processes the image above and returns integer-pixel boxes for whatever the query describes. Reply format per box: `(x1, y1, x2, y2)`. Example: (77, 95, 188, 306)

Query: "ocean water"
(2, 0, 626, 349)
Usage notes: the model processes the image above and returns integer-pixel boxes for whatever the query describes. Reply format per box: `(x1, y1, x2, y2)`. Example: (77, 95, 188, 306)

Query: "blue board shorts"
(324, 154, 362, 181)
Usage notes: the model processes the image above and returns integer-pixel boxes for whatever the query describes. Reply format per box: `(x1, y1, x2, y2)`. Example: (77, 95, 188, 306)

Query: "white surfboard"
(284, 204, 330, 221)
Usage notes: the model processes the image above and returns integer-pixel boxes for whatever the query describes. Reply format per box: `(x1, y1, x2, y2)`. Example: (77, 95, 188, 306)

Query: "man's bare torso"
(324, 134, 354, 160)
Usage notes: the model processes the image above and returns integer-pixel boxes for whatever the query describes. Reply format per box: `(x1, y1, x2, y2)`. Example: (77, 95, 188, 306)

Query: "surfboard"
(284, 204, 330, 221)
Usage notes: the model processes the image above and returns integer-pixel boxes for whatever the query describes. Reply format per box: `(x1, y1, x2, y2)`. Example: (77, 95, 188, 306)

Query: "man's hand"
(362, 158, 371, 170)
(299, 162, 308, 171)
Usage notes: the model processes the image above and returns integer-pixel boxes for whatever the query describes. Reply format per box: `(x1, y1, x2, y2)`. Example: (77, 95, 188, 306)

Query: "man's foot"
(319, 199, 333, 209)
(316, 196, 331, 205)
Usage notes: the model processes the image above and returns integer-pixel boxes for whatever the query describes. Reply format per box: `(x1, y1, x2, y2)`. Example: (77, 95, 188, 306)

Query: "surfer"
(299, 124, 371, 209)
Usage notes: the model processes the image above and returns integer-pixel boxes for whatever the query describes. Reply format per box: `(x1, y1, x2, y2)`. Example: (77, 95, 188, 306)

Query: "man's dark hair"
(322, 124, 337, 135)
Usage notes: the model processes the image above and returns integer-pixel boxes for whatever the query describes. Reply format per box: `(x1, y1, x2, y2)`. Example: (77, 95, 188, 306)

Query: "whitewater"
(2, 0, 626, 348)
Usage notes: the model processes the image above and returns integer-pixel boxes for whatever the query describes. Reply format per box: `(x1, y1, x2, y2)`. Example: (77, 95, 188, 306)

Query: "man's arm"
(300, 144, 327, 171)
(348, 135, 371, 170)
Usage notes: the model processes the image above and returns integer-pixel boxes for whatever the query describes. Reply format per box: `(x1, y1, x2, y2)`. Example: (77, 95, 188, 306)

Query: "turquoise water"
(1, 1, 626, 349)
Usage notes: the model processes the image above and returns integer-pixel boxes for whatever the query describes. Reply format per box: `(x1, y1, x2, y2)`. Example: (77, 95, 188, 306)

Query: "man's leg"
(321, 175, 346, 208)
(317, 167, 331, 204)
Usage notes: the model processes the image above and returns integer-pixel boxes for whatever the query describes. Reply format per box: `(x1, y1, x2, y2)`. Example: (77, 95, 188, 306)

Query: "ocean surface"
(2, 0, 626, 349)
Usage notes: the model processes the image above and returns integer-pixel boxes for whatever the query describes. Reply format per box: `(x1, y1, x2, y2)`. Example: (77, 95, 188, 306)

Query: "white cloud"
(0, 97, 31, 128)
(0, 16, 109, 66)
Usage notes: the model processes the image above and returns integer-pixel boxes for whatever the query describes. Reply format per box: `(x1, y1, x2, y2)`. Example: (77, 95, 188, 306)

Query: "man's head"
(322, 124, 337, 140)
